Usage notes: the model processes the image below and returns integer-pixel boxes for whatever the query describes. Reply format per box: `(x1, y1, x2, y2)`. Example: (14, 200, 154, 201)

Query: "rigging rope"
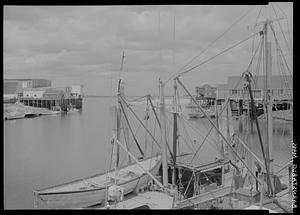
(189, 76, 244, 166)
(178, 31, 261, 78)
(174, 75, 244, 181)
(269, 24, 293, 78)
(250, 5, 263, 68)
(180, 115, 220, 153)
(164, 6, 256, 84)
(253, 36, 264, 90)
(270, 3, 293, 58)
(274, 2, 293, 52)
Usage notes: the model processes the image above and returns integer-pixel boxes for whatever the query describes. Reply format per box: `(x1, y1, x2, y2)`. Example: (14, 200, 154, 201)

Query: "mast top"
(247, 17, 285, 30)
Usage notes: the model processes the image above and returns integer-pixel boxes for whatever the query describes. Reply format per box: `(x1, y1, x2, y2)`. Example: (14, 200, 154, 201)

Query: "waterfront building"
(195, 84, 217, 106)
(4, 79, 51, 100)
(216, 75, 293, 101)
(195, 84, 217, 99)
(70, 85, 84, 98)
(19, 86, 83, 111)
(23, 88, 47, 99)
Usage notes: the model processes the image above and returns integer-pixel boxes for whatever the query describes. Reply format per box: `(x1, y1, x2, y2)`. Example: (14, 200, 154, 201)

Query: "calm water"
(4, 97, 293, 209)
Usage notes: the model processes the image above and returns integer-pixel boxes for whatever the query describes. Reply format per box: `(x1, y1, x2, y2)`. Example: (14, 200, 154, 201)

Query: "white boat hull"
(6, 113, 25, 120)
(33, 155, 161, 208)
(272, 109, 293, 121)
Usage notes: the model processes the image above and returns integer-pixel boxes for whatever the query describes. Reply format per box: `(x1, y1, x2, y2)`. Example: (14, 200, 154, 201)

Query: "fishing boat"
(33, 53, 163, 209)
(163, 5, 292, 211)
(272, 101, 293, 121)
(186, 102, 215, 119)
(33, 4, 292, 211)
(101, 6, 293, 211)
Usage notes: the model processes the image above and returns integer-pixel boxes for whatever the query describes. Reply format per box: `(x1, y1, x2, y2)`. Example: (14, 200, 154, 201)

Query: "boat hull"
(6, 114, 25, 120)
(272, 109, 293, 121)
(33, 155, 161, 208)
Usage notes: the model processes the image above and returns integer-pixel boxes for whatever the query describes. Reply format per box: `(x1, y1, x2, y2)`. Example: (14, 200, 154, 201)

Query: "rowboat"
(5, 111, 25, 120)
(33, 155, 161, 208)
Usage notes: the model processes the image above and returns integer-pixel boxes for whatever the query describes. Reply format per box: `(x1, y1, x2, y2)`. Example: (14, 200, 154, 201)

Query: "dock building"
(216, 75, 293, 101)
(4, 79, 83, 112)
(20, 86, 83, 112)
(4, 79, 51, 101)
(195, 84, 217, 106)
(216, 75, 293, 115)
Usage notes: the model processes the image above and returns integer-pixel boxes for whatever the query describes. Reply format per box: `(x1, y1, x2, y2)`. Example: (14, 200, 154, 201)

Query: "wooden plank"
(176, 186, 232, 208)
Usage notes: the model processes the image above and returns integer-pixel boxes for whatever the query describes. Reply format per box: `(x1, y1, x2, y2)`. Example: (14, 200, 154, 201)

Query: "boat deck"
(113, 191, 174, 209)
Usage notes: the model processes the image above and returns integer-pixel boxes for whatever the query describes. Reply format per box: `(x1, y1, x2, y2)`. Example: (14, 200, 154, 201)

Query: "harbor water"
(4, 97, 293, 209)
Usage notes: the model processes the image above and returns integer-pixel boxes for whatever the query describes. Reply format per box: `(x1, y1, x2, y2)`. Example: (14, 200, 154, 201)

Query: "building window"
(231, 89, 238, 95)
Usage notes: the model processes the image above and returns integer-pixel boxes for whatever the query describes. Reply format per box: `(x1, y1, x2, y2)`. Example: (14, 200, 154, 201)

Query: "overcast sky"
(4, 4, 293, 96)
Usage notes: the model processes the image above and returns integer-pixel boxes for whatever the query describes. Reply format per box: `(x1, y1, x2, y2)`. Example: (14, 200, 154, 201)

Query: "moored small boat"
(6, 111, 25, 120)
(33, 155, 161, 208)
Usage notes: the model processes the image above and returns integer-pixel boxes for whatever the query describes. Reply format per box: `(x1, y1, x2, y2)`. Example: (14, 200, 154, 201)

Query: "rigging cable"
(175, 75, 244, 180)
(270, 3, 293, 58)
(274, 2, 293, 52)
(250, 5, 263, 68)
(189, 76, 244, 166)
(253, 36, 264, 91)
(269, 24, 293, 78)
(178, 31, 261, 78)
(164, 6, 256, 84)
(179, 115, 220, 153)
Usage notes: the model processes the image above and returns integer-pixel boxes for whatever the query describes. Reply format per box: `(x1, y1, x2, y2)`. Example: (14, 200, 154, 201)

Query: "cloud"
(4, 4, 293, 95)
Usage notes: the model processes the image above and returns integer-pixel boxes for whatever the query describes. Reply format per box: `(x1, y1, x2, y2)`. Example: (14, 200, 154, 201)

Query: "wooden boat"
(186, 104, 215, 119)
(5, 111, 25, 120)
(102, 191, 174, 209)
(33, 155, 161, 208)
(272, 109, 293, 121)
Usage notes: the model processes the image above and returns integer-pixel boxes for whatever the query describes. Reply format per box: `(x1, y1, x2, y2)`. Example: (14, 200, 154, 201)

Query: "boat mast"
(119, 82, 131, 163)
(159, 79, 169, 187)
(172, 79, 178, 187)
(263, 20, 274, 196)
(115, 80, 122, 177)
(114, 51, 126, 177)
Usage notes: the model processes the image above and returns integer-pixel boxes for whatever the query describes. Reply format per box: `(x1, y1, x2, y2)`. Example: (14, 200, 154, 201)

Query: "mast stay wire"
(270, 3, 293, 59)
(164, 6, 256, 85)
(177, 75, 244, 179)
(253, 37, 264, 90)
(274, 2, 293, 52)
(177, 31, 261, 79)
(165, 33, 262, 182)
(250, 5, 263, 70)
(179, 115, 220, 152)
(269, 24, 293, 78)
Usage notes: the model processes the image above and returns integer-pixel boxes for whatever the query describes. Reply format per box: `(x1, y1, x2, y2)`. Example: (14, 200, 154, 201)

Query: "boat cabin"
(161, 154, 230, 198)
